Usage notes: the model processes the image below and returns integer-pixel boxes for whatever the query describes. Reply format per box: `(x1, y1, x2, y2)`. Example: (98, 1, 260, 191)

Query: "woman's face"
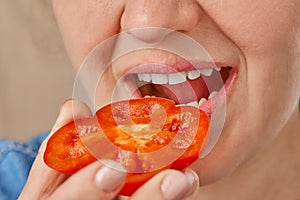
(52, 0, 300, 184)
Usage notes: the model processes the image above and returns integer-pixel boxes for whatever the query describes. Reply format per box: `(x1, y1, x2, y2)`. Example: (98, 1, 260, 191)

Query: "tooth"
(186, 101, 198, 108)
(200, 68, 213, 77)
(142, 74, 151, 82)
(187, 70, 201, 80)
(137, 74, 143, 81)
(151, 74, 168, 84)
(168, 72, 186, 85)
(214, 67, 221, 71)
(144, 95, 156, 98)
(208, 91, 218, 99)
(199, 98, 207, 106)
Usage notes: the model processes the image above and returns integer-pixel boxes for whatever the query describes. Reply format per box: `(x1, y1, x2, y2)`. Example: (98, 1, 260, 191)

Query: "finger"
(130, 168, 200, 200)
(19, 99, 92, 199)
(49, 161, 126, 200)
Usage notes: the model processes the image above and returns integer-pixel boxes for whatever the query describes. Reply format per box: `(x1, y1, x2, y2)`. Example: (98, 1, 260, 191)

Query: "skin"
(20, 0, 300, 199)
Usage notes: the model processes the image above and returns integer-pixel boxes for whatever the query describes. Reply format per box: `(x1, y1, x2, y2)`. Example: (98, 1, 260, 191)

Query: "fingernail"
(161, 170, 199, 200)
(56, 99, 73, 123)
(183, 169, 200, 198)
(95, 165, 126, 193)
(59, 99, 73, 113)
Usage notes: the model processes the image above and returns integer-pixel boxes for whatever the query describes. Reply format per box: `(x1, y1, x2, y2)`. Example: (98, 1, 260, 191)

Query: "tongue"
(153, 77, 209, 104)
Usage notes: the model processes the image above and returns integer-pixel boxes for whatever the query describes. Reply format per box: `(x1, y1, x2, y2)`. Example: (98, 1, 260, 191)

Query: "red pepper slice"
(44, 98, 209, 196)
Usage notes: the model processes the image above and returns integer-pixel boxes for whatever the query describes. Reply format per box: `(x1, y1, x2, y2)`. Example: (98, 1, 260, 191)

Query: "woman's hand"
(19, 100, 199, 200)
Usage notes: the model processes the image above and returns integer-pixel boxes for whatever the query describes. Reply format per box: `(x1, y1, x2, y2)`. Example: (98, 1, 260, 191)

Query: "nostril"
(126, 27, 174, 44)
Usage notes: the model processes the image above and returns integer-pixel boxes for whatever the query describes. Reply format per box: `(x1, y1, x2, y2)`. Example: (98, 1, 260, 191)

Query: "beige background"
(0, 0, 75, 141)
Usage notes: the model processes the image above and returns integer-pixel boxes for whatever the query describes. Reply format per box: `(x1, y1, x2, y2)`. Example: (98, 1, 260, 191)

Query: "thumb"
(130, 168, 200, 200)
(49, 161, 126, 200)
(19, 99, 92, 199)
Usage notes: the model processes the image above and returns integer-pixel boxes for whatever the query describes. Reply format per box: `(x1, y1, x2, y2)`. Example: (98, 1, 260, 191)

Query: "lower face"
(52, 0, 300, 184)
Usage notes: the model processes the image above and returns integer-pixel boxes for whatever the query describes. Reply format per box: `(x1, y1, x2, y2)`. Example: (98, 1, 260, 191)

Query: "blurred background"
(0, 0, 75, 141)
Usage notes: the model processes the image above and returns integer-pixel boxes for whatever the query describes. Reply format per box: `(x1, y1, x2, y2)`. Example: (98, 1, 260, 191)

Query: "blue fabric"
(0, 132, 48, 200)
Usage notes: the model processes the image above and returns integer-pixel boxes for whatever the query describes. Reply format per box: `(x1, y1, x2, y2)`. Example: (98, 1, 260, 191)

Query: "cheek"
(52, 0, 125, 69)
(201, 0, 300, 54)
(191, 0, 300, 183)
(203, 0, 300, 122)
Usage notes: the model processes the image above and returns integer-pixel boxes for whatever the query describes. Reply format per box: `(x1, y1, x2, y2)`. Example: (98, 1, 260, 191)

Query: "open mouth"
(120, 63, 238, 116)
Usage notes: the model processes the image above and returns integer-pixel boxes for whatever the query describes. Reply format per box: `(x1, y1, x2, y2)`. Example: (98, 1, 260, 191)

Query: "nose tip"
(126, 27, 173, 44)
(120, 1, 200, 44)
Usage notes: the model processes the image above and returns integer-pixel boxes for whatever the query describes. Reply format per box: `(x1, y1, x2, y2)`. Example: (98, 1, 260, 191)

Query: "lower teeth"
(141, 90, 218, 108)
(198, 98, 207, 107)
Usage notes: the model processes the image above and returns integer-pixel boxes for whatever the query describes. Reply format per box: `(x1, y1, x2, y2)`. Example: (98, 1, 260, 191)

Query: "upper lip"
(112, 57, 239, 80)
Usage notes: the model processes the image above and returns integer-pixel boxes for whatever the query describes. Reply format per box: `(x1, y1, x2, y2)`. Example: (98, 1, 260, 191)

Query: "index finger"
(19, 99, 93, 199)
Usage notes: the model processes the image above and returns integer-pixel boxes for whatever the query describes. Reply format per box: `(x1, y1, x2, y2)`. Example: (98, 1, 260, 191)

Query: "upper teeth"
(187, 70, 201, 80)
(151, 74, 168, 84)
(137, 67, 219, 85)
(168, 72, 186, 84)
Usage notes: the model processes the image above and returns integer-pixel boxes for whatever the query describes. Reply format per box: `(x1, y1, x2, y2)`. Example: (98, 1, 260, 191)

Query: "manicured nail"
(161, 170, 199, 200)
(95, 165, 126, 193)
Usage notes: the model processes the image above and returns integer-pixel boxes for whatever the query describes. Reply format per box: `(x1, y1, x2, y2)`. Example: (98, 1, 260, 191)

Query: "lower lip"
(199, 67, 239, 117)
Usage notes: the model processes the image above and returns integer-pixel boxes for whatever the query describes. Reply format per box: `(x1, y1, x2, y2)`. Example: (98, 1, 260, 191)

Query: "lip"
(116, 60, 237, 76)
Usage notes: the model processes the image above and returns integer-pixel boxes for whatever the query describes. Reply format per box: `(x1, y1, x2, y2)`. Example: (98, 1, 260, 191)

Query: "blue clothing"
(0, 133, 48, 200)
